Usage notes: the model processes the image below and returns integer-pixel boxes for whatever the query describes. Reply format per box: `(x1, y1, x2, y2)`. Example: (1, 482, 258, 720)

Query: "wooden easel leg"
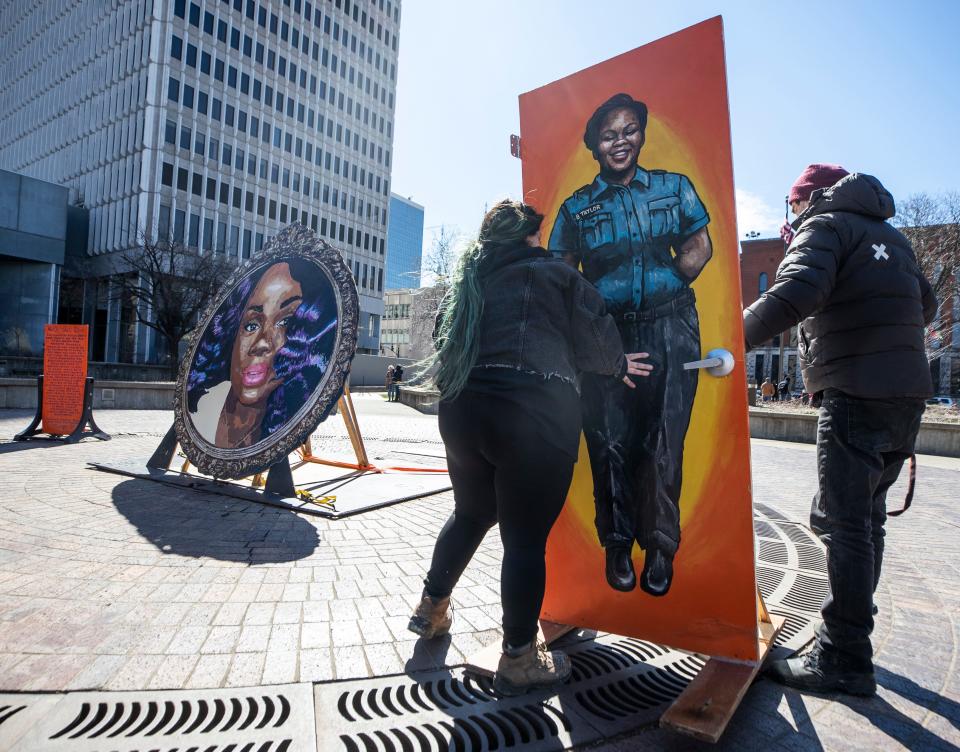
(295, 385, 417, 474)
(339, 385, 370, 468)
(756, 586, 779, 647)
(299, 437, 314, 459)
(757, 585, 772, 624)
(660, 591, 785, 743)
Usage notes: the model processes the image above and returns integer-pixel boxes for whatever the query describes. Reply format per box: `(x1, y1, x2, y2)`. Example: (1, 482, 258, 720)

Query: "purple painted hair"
(187, 258, 338, 439)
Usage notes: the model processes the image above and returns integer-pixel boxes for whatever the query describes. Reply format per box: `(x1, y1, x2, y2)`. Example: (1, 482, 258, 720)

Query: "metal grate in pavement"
(313, 513, 827, 750)
(0, 704, 27, 728)
(0, 683, 316, 752)
(0, 513, 827, 751)
(757, 538, 790, 565)
(754, 511, 829, 653)
(315, 635, 706, 752)
(754, 501, 789, 520)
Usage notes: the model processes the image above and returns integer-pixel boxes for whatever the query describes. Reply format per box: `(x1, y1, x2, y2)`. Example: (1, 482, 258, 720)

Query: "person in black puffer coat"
(745, 164, 937, 697)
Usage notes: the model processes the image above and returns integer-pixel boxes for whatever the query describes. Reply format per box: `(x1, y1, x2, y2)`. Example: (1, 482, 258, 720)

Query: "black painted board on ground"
(89, 459, 450, 519)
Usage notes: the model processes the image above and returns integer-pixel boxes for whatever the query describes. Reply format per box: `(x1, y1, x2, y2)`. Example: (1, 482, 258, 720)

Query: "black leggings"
(424, 391, 575, 648)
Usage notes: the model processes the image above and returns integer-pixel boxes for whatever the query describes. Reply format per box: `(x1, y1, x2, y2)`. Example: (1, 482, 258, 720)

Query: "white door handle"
(683, 348, 735, 377)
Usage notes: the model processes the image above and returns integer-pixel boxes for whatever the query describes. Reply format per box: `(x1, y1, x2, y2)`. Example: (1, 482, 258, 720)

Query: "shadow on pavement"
(404, 633, 453, 674)
(687, 670, 958, 752)
(614, 667, 956, 752)
(876, 666, 960, 733)
(0, 439, 74, 454)
(112, 478, 319, 563)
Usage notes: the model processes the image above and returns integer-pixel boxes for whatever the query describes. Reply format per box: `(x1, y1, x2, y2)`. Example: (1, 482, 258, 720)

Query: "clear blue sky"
(391, 0, 960, 257)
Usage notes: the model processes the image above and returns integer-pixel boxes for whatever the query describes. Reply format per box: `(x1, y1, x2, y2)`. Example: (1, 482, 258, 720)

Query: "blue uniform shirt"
(548, 166, 710, 313)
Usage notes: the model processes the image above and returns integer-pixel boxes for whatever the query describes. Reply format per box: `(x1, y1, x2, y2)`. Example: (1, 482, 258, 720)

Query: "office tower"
(0, 0, 401, 360)
(385, 193, 422, 290)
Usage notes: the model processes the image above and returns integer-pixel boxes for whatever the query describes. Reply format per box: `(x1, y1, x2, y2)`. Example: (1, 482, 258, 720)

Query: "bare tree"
(894, 192, 960, 362)
(402, 226, 463, 368)
(407, 284, 447, 362)
(113, 232, 233, 377)
(0, 326, 32, 356)
(421, 225, 461, 287)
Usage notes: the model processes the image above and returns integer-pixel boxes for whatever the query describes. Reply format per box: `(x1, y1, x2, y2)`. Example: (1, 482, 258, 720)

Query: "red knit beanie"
(789, 164, 850, 203)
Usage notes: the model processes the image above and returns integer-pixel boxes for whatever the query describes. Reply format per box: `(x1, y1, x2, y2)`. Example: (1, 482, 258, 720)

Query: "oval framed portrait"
(174, 224, 359, 479)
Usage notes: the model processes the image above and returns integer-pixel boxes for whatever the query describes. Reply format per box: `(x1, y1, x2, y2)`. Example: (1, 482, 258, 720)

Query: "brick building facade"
(740, 236, 959, 396)
(739, 237, 801, 390)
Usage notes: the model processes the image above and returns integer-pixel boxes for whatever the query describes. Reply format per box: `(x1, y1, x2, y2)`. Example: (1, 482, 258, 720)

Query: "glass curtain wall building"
(0, 0, 401, 360)
(385, 193, 422, 290)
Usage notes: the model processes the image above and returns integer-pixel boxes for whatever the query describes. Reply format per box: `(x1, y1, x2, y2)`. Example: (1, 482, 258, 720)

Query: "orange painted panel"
(520, 17, 757, 661)
(41, 324, 89, 435)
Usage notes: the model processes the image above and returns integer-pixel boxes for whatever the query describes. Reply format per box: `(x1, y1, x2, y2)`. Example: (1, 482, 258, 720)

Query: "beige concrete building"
(381, 285, 441, 361)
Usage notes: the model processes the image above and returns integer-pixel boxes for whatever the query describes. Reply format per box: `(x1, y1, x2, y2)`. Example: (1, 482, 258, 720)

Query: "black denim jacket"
(470, 245, 626, 390)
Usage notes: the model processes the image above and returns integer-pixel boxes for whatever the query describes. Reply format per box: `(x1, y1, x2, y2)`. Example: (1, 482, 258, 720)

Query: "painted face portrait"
(186, 257, 339, 450)
(595, 107, 644, 177)
(230, 264, 302, 405)
(174, 225, 358, 481)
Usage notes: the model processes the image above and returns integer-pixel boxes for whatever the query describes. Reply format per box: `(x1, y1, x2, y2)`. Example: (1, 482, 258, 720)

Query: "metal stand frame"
(93, 384, 450, 519)
(140, 386, 389, 505)
(146, 422, 295, 498)
(14, 376, 111, 443)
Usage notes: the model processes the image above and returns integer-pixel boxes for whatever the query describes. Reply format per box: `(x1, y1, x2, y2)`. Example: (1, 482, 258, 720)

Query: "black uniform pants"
(581, 296, 700, 556)
(423, 392, 575, 648)
(810, 389, 924, 666)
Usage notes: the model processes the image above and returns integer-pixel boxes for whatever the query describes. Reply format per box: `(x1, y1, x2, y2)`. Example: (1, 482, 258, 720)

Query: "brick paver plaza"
(0, 394, 957, 750)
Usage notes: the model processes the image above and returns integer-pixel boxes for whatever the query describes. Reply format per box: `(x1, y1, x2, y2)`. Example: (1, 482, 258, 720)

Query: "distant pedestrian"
(385, 364, 395, 401)
(744, 164, 936, 696)
(760, 379, 775, 402)
(778, 376, 791, 401)
(391, 364, 404, 401)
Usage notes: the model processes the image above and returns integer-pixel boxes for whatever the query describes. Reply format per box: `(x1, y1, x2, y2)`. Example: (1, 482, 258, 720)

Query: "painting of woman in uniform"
(185, 257, 338, 449)
(549, 93, 712, 597)
(523, 17, 757, 662)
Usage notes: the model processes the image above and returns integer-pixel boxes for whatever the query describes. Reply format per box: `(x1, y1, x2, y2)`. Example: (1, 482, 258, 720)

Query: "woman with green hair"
(408, 199, 652, 695)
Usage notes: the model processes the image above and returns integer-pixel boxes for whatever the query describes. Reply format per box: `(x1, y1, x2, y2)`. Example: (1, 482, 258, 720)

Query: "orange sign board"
(520, 17, 757, 660)
(41, 324, 89, 435)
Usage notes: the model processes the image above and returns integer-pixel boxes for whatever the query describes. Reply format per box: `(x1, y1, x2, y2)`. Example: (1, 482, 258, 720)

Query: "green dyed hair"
(427, 199, 543, 401)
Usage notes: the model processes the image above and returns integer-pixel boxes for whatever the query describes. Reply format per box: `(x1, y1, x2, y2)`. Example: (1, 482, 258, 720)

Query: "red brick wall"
(739, 238, 785, 307)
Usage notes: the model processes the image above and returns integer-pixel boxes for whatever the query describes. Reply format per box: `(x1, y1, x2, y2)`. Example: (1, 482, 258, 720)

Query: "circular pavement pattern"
(1, 405, 959, 752)
(0, 428, 820, 694)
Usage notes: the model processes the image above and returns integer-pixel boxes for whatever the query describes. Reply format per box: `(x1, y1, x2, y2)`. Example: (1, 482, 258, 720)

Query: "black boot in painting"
(604, 546, 636, 592)
(639, 548, 673, 597)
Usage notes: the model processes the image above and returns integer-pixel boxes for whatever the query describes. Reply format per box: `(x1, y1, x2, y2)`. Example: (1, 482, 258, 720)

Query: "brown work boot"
(407, 593, 452, 639)
(493, 641, 572, 696)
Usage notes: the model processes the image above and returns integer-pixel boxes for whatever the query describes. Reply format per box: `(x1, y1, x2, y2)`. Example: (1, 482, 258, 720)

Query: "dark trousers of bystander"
(810, 388, 925, 667)
(423, 392, 575, 649)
